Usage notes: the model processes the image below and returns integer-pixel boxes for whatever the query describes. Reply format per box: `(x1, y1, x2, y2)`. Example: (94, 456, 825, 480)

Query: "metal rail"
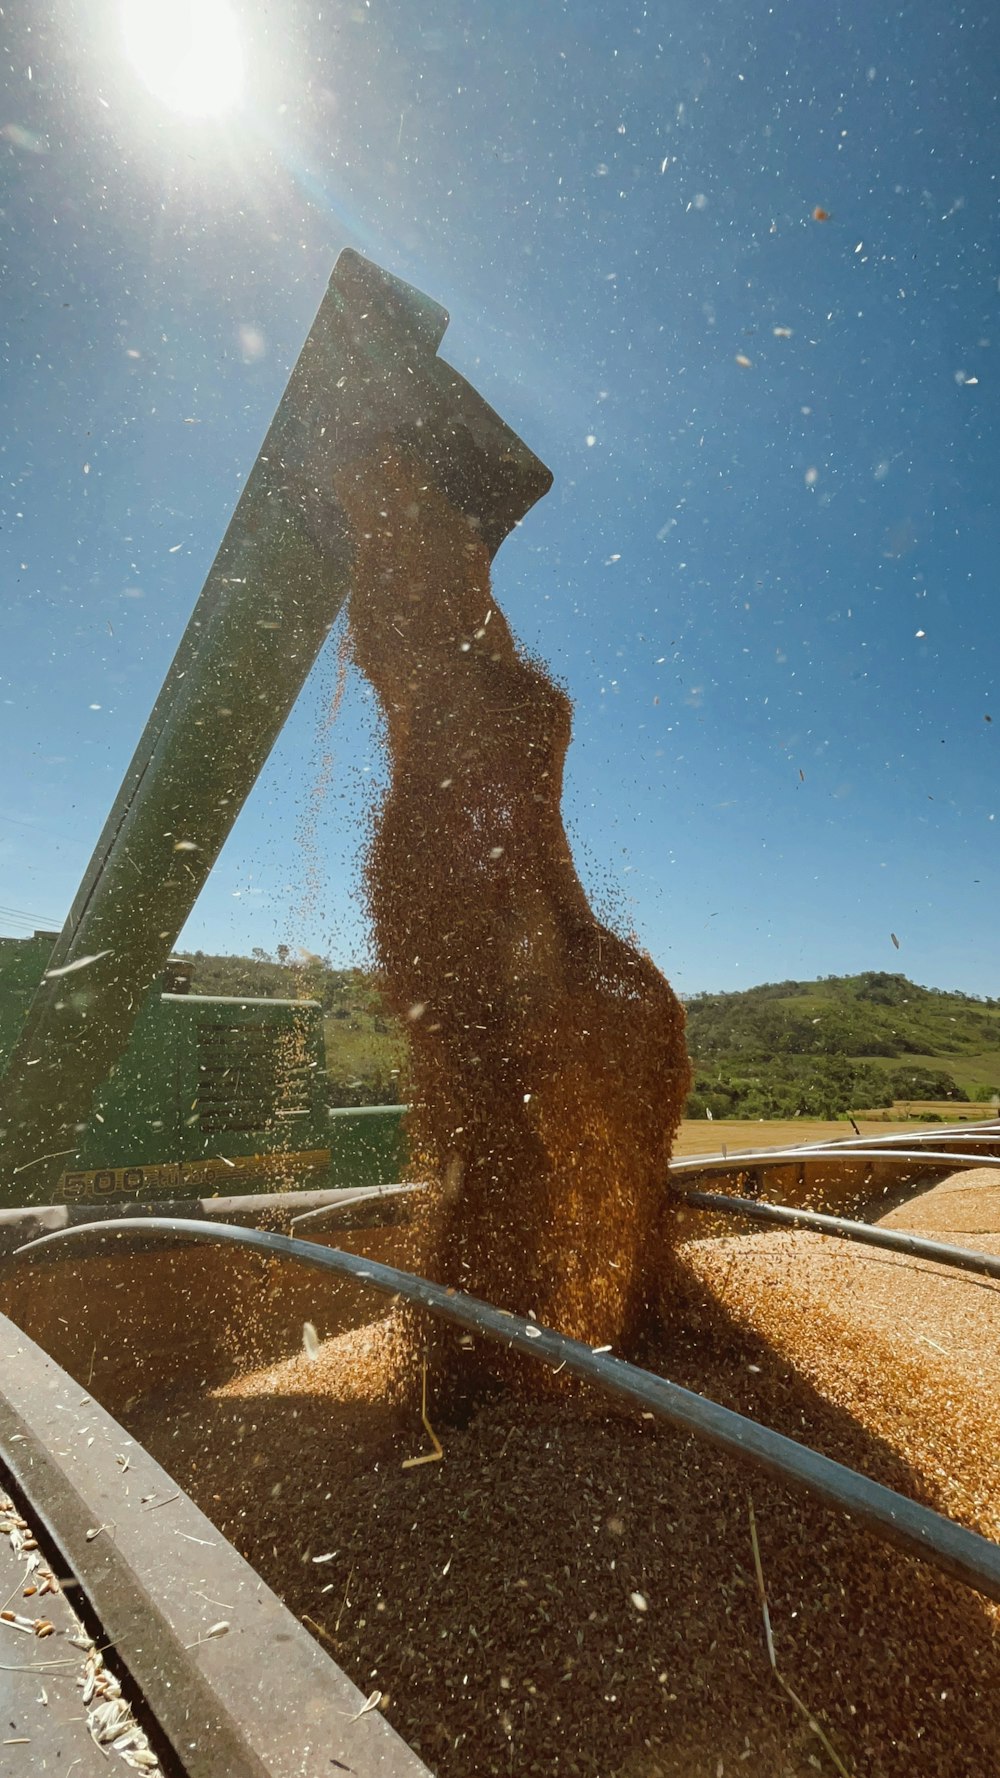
(0, 1180, 417, 1261)
(14, 1216, 1000, 1605)
(676, 1189, 1000, 1281)
(774, 1120, 1000, 1155)
(669, 1146, 997, 1176)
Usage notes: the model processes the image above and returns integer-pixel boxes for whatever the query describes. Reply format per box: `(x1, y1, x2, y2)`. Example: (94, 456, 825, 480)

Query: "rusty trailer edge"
(0, 1310, 431, 1778)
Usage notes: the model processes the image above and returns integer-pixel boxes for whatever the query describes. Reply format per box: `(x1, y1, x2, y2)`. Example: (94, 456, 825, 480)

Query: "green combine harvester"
(0, 932, 406, 1207)
(0, 247, 551, 1232)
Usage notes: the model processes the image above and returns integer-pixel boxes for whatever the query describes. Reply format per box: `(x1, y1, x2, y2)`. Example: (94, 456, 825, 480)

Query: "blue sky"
(2, 0, 997, 997)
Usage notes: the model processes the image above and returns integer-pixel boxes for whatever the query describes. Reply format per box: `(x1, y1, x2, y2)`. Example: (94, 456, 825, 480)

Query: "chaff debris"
(748, 1498, 852, 1778)
(401, 1358, 443, 1470)
(3, 1495, 161, 1769)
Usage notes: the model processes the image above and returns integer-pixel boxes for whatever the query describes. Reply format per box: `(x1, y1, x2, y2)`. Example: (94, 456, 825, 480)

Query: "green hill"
(180, 954, 1000, 1121)
(684, 971, 1000, 1119)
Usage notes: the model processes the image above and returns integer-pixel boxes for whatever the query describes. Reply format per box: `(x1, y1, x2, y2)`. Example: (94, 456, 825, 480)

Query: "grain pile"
(331, 448, 690, 1390)
(130, 1172, 1000, 1778)
(681, 1168, 1000, 1541)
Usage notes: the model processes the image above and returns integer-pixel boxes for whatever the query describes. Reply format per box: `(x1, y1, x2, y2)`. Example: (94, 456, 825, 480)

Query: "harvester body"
(0, 933, 408, 1206)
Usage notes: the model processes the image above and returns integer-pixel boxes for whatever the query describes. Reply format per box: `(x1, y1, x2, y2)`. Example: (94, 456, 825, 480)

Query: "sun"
(121, 0, 245, 119)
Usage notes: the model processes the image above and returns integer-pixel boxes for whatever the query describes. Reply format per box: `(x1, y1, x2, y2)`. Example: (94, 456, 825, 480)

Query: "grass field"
(851, 1052, 1000, 1094)
(674, 1103, 1000, 1157)
(672, 1117, 920, 1157)
(323, 1014, 408, 1093)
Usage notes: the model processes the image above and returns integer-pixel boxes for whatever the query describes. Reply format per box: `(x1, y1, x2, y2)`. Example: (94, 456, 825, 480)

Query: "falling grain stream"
(334, 449, 690, 1395)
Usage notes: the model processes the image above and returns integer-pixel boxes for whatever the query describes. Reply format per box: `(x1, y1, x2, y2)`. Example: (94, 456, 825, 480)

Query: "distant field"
(850, 1097, 999, 1122)
(672, 1118, 918, 1157)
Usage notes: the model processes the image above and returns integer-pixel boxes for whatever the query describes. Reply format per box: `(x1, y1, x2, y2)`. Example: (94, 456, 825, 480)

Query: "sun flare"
(121, 0, 245, 118)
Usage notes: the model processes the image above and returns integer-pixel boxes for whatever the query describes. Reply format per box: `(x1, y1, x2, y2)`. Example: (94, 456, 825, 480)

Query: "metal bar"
(671, 1126, 1000, 1170)
(14, 1217, 1000, 1605)
(737, 1121, 1000, 1158)
(0, 1180, 418, 1259)
(669, 1146, 995, 1175)
(676, 1189, 1000, 1281)
(794, 1120, 1000, 1152)
(288, 1184, 420, 1234)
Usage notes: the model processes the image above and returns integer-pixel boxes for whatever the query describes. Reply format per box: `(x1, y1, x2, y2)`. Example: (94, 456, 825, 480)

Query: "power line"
(0, 904, 61, 931)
